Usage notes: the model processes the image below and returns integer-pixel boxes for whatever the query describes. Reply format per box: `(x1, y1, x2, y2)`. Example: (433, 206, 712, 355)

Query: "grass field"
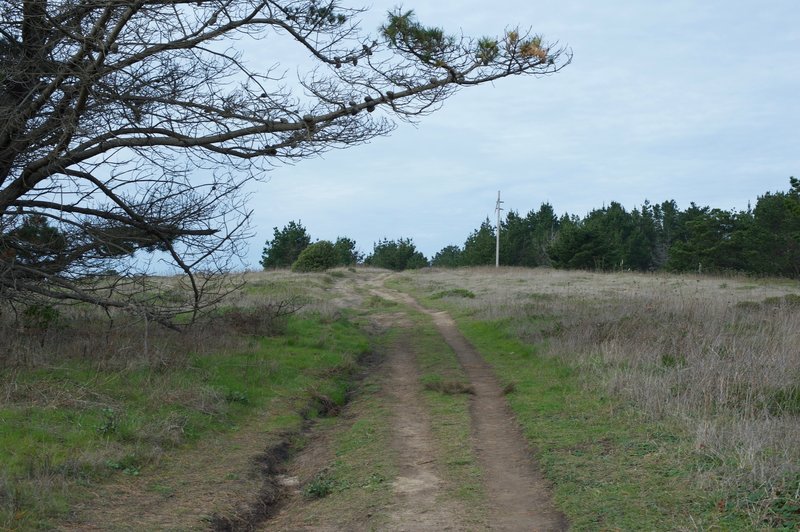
(0, 271, 371, 529)
(392, 267, 800, 529)
(2, 266, 799, 530)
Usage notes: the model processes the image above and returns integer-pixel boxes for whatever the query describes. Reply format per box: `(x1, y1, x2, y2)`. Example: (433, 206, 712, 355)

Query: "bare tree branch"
(0, 0, 571, 321)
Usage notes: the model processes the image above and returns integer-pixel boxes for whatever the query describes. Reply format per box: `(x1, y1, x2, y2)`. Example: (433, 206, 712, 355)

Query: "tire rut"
(372, 287, 568, 532)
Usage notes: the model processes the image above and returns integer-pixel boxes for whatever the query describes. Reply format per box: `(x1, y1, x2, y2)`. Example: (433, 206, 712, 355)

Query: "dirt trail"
(371, 286, 568, 532)
(264, 310, 470, 531)
(382, 325, 469, 531)
(61, 273, 565, 531)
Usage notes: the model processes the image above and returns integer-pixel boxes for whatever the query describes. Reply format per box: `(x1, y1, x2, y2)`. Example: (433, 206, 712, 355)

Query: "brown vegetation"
(405, 267, 800, 521)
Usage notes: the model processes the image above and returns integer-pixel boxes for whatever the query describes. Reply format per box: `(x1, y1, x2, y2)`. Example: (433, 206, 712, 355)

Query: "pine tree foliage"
(433, 179, 800, 278)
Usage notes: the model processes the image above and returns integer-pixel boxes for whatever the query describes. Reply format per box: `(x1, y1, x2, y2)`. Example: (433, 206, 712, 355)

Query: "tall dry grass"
(0, 268, 369, 528)
(0, 268, 351, 370)
(405, 267, 800, 511)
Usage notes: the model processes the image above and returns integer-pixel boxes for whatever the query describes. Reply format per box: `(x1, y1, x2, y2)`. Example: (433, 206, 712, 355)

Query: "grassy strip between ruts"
(277, 373, 396, 530)
(405, 310, 488, 525)
(389, 283, 754, 531)
(0, 313, 370, 530)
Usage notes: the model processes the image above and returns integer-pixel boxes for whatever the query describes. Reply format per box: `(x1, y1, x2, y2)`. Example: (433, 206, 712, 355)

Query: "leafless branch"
(0, 0, 571, 322)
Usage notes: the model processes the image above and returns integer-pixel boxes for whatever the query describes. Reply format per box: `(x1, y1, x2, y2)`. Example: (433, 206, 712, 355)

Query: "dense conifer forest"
(431, 178, 800, 277)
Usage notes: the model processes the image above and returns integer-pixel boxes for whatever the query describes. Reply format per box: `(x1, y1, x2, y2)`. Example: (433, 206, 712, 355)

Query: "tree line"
(261, 222, 427, 272)
(266, 178, 800, 278)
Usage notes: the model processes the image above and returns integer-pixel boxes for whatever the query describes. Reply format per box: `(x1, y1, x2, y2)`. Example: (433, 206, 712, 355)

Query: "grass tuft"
(430, 288, 476, 300)
(422, 378, 475, 395)
(303, 471, 337, 499)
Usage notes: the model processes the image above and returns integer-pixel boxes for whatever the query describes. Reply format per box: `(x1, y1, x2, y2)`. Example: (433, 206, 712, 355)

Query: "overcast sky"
(243, 0, 799, 266)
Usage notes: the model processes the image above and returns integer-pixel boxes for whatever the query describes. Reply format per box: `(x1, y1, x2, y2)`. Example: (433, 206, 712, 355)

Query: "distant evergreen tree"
(261, 221, 311, 269)
(549, 203, 646, 270)
(462, 218, 496, 266)
(500, 210, 537, 267)
(365, 238, 428, 271)
(527, 202, 560, 266)
(666, 208, 753, 273)
(333, 237, 362, 266)
(432, 245, 463, 267)
(744, 179, 800, 276)
(549, 214, 613, 270)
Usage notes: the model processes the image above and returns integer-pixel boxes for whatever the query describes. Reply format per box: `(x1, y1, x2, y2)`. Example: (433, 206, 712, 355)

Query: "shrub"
(260, 220, 311, 269)
(292, 240, 338, 272)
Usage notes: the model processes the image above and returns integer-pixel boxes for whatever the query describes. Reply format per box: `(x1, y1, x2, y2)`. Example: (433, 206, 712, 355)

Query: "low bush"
(292, 241, 338, 272)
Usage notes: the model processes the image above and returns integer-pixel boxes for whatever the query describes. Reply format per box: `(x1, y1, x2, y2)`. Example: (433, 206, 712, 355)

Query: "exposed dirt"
(381, 324, 470, 531)
(371, 286, 568, 531)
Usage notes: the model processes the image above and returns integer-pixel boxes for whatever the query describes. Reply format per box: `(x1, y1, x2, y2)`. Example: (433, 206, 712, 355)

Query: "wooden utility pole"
(495, 190, 503, 268)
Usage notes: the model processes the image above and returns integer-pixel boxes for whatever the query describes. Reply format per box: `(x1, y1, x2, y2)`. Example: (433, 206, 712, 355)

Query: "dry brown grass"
(423, 379, 476, 395)
(403, 267, 800, 496)
(0, 268, 354, 371)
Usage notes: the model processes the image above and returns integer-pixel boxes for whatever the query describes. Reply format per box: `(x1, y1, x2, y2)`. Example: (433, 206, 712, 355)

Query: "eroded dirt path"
(264, 309, 471, 531)
(371, 286, 568, 531)
(382, 324, 469, 530)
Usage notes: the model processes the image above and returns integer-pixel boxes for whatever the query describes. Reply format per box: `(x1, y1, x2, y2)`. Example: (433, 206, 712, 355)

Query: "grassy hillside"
(0, 270, 371, 529)
(392, 267, 800, 529)
(3, 266, 798, 530)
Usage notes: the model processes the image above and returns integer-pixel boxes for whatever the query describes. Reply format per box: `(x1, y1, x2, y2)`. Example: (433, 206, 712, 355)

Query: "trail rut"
(372, 287, 568, 531)
(383, 329, 469, 530)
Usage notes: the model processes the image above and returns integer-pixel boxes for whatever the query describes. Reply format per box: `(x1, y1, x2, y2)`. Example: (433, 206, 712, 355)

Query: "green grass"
(0, 314, 370, 529)
(453, 319, 751, 530)
(385, 275, 755, 530)
(429, 288, 476, 300)
(290, 377, 396, 529)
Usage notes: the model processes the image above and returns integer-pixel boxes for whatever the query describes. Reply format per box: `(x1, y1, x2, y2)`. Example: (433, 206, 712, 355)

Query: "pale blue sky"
(244, 0, 799, 265)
